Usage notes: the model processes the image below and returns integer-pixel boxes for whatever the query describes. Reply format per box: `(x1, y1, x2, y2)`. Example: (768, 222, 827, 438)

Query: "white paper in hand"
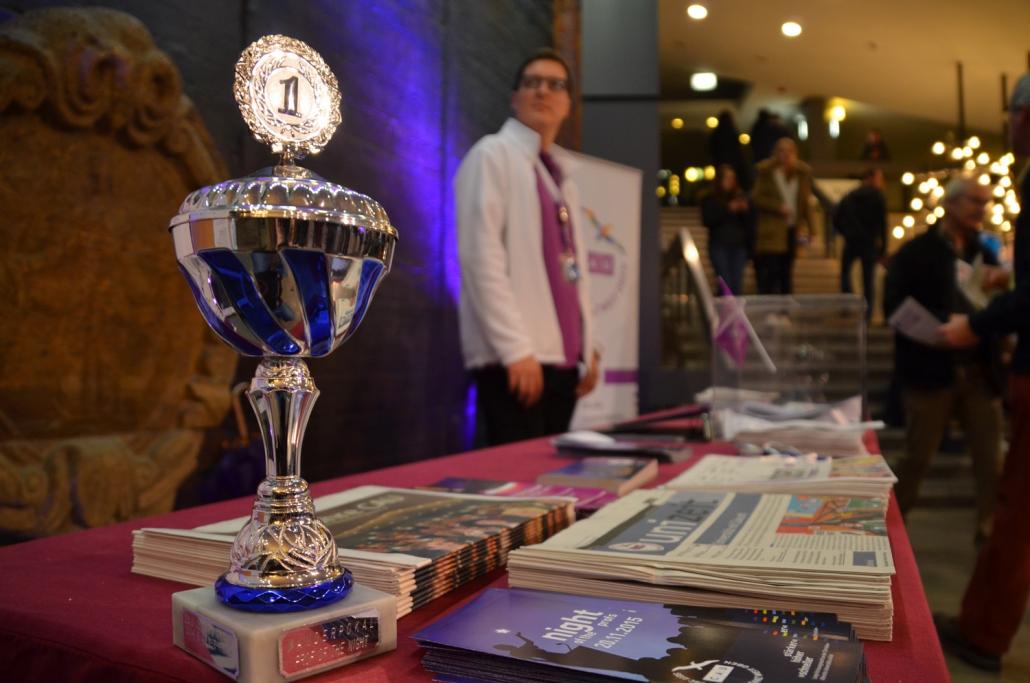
(888, 297, 944, 346)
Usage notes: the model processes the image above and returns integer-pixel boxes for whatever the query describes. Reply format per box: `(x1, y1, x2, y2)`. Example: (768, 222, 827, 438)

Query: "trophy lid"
(169, 164, 396, 237)
(169, 34, 396, 239)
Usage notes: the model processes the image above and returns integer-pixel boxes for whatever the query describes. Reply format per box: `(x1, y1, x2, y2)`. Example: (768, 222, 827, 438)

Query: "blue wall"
(7, 0, 554, 481)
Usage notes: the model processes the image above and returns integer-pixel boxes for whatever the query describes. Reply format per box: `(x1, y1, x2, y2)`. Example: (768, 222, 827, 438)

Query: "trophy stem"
(214, 357, 353, 612)
(248, 357, 317, 479)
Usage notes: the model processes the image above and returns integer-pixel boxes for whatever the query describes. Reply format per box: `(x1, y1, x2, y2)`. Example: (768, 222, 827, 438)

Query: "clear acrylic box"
(707, 294, 868, 416)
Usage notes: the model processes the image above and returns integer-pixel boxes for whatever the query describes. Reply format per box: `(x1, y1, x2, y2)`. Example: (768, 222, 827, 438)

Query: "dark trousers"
(960, 374, 1030, 655)
(754, 253, 790, 294)
(784, 226, 796, 294)
(709, 243, 748, 295)
(473, 364, 579, 447)
(897, 365, 1003, 541)
(841, 243, 876, 320)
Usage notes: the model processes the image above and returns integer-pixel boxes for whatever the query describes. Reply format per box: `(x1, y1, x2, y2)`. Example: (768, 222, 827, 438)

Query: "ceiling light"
(686, 4, 708, 20)
(910, 198, 923, 211)
(781, 21, 802, 38)
(706, 116, 719, 128)
(901, 172, 914, 185)
(671, 117, 684, 129)
(931, 141, 946, 155)
(892, 226, 905, 240)
(902, 216, 915, 228)
(828, 104, 846, 122)
(738, 133, 750, 144)
(691, 72, 718, 91)
(968, 136, 981, 149)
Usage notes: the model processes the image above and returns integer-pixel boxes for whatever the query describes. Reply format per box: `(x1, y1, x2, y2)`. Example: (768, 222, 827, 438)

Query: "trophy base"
(215, 567, 354, 613)
(172, 583, 396, 682)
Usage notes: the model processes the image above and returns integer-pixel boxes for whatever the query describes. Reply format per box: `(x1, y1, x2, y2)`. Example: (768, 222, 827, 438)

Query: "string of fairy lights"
(895, 135, 1019, 243)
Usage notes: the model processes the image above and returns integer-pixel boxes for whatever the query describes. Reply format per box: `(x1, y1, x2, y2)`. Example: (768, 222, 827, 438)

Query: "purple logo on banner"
(588, 251, 615, 276)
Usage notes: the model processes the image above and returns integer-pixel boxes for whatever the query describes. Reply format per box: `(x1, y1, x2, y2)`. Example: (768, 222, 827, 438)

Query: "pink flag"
(713, 277, 750, 367)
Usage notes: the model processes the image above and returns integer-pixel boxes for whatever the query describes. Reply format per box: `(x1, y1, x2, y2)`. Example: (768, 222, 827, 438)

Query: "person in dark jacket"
(835, 168, 887, 320)
(701, 165, 754, 294)
(708, 110, 750, 190)
(883, 176, 1006, 548)
(750, 109, 792, 163)
(935, 71, 1030, 672)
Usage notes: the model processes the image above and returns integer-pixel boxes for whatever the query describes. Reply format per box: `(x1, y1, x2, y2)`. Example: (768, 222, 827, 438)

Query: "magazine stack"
(508, 488, 895, 640)
(421, 477, 618, 517)
(414, 588, 869, 683)
(132, 486, 574, 617)
(663, 452, 898, 500)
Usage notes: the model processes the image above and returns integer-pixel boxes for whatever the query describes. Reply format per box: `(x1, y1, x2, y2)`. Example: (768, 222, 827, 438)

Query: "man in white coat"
(455, 49, 600, 446)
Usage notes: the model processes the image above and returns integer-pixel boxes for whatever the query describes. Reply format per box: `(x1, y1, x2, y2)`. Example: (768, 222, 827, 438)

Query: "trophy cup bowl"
(168, 35, 397, 613)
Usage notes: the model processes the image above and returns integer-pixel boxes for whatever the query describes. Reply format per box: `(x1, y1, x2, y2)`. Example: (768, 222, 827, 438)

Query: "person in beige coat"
(750, 138, 813, 294)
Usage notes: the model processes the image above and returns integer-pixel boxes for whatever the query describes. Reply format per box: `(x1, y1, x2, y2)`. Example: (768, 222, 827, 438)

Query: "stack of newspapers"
(508, 488, 895, 640)
(132, 485, 574, 617)
(663, 452, 897, 500)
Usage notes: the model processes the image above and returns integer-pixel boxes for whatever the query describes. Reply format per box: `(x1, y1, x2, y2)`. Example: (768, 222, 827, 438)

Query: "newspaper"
(662, 453, 897, 499)
(887, 296, 943, 346)
(514, 489, 894, 576)
(508, 488, 895, 640)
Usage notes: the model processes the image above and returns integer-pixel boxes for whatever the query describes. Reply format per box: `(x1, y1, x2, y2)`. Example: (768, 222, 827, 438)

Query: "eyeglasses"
(519, 75, 569, 93)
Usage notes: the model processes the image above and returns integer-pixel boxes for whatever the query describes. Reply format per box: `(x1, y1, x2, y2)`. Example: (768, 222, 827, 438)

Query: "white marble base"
(172, 584, 396, 682)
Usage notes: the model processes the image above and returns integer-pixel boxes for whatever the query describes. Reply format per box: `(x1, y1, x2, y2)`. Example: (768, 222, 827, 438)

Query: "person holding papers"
(935, 72, 1030, 672)
(883, 176, 1006, 547)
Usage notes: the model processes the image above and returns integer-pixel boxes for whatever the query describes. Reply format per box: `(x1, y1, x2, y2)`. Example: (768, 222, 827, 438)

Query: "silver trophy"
(168, 35, 397, 612)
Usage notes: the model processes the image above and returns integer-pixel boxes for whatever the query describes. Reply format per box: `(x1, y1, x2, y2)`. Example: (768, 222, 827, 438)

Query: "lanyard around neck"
(533, 154, 565, 205)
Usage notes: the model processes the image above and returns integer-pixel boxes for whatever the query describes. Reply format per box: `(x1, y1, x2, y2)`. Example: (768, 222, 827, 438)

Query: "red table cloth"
(0, 424, 947, 682)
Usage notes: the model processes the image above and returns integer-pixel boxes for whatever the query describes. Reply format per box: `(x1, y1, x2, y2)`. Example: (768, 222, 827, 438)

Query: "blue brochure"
(415, 588, 866, 683)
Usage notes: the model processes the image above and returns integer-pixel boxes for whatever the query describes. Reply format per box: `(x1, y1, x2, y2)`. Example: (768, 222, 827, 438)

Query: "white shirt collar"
(499, 117, 578, 175)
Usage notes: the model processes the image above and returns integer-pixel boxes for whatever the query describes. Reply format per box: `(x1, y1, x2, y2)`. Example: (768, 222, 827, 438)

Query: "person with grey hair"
(935, 71, 1030, 672)
(883, 174, 1007, 552)
(751, 137, 812, 294)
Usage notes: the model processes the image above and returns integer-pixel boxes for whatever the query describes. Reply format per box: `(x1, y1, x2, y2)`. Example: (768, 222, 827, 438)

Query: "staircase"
(659, 207, 841, 296)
